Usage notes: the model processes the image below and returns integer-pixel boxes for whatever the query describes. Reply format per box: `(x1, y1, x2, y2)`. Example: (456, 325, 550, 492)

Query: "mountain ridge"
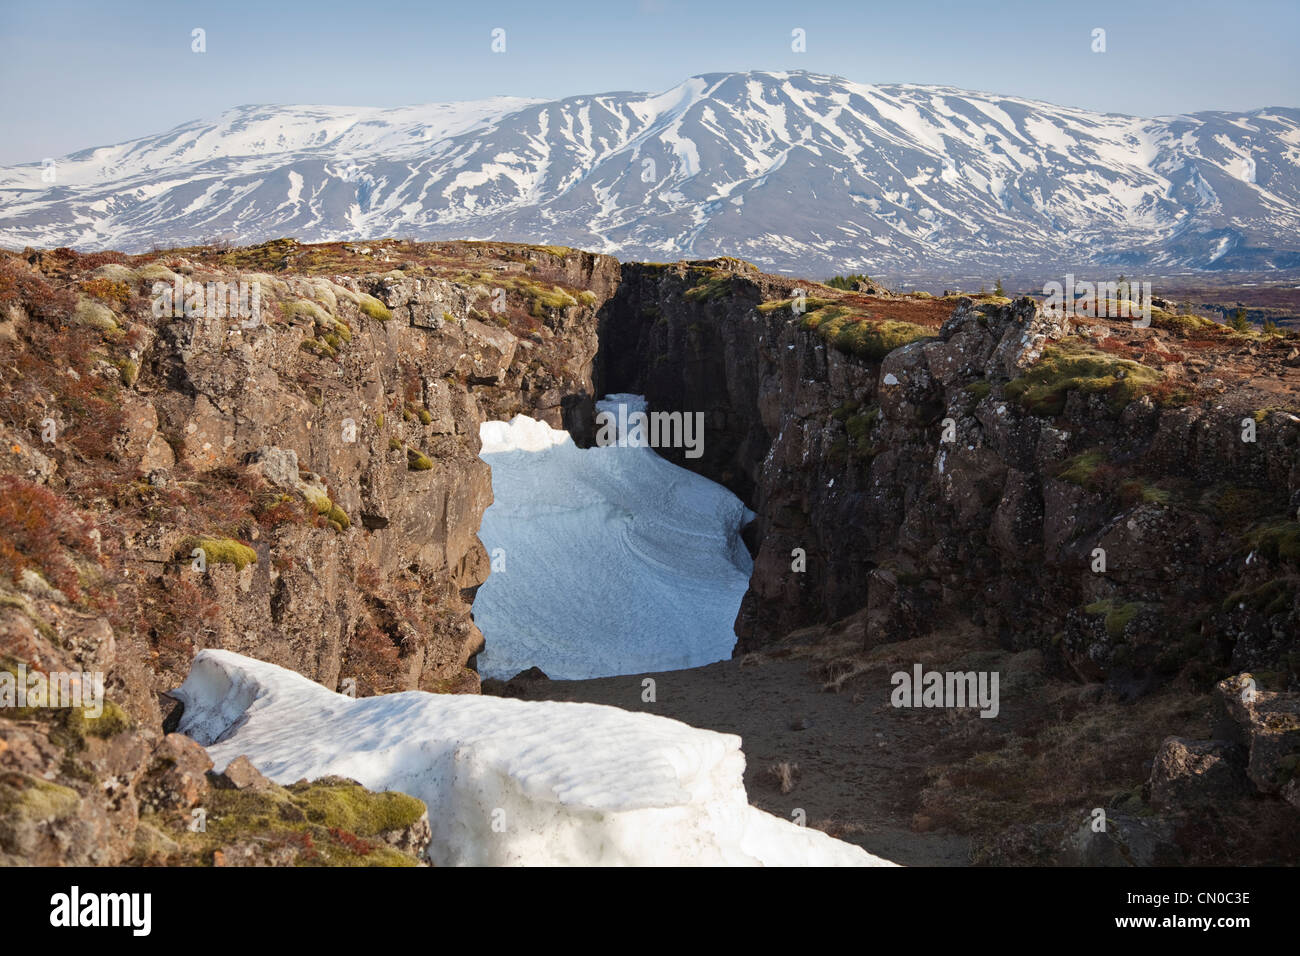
(3, 70, 1298, 275)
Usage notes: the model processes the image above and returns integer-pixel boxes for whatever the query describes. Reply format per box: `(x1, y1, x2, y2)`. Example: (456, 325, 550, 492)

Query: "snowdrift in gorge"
(172, 649, 893, 866)
(473, 400, 754, 679)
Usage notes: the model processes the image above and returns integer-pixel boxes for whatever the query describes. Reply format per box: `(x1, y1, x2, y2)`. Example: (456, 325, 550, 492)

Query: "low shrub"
(0, 477, 101, 602)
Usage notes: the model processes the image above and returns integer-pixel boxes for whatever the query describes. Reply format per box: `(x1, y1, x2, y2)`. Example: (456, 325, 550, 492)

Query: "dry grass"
(821, 657, 876, 693)
(768, 761, 800, 795)
(916, 684, 1205, 837)
(809, 818, 868, 841)
(137, 574, 222, 678)
(767, 617, 1224, 860)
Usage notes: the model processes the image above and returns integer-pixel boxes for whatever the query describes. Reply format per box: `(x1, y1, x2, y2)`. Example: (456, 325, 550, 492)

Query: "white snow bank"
(480, 413, 571, 454)
(174, 650, 894, 866)
(474, 397, 754, 680)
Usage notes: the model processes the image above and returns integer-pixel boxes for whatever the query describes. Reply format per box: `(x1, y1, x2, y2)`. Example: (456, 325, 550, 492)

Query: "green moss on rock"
(800, 305, 933, 360)
(73, 297, 118, 330)
(114, 358, 139, 387)
(358, 295, 392, 321)
(758, 295, 837, 314)
(300, 486, 332, 514)
(1221, 578, 1297, 616)
(287, 777, 426, 834)
(179, 536, 258, 571)
(325, 504, 350, 532)
(69, 699, 132, 739)
(1057, 449, 1107, 487)
(1246, 520, 1300, 564)
(0, 773, 80, 824)
(684, 271, 735, 303)
(1005, 340, 1165, 416)
(145, 776, 427, 867)
(845, 405, 880, 441)
(1084, 599, 1144, 639)
(134, 262, 178, 283)
(1152, 311, 1225, 336)
(299, 337, 337, 359)
(526, 285, 578, 316)
(283, 299, 331, 324)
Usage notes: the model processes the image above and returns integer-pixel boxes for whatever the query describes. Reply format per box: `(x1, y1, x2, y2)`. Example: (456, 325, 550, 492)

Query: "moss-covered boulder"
(139, 771, 431, 866)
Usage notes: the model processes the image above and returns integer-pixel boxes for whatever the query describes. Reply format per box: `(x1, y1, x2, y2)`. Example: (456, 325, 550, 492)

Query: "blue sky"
(1, 0, 1296, 164)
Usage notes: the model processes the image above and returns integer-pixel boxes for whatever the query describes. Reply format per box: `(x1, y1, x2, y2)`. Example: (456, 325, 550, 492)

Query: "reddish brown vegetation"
(328, 827, 374, 856)
(39, 247, 130, 277)
(399, 360, 422, 405)
(342, 618, 405, 696)
(0, 475, 102, 602)
(345, 563, 449, 696)
(0, 254, 78, 323)
(137, 574, 222, 676)
(854, 294, 954, 329)
(0, 257, 127, 461)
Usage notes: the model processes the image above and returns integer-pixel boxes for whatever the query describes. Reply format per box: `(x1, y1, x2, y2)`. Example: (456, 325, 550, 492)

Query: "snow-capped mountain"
(2, 71, 1298, 275)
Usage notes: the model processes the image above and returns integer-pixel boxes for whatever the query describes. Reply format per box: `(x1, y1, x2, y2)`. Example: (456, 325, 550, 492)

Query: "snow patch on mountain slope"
(7, 99, 540, 189)
(474, 401, 752, 680)
(173, 649, 891, 866)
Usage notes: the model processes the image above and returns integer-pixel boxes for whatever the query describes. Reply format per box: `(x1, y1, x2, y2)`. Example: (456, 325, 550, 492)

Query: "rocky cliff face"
(0, 240, 616, 864)
(597, 263, 1300, 862)
(598, 262, 1300, 693)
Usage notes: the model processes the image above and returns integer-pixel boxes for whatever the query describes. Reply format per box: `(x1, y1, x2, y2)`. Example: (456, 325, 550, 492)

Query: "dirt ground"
(488, 589, 1233, 866)
(496, 626, 982, 866)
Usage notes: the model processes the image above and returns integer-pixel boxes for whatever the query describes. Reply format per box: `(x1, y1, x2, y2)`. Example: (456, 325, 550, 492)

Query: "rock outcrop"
(599, 266, 1300, 695)
(0, 241, 614, 864)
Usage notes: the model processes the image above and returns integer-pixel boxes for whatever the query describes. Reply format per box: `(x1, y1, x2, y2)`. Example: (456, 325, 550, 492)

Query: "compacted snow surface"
(174, 649, 894, 866)
(473, 396, 754, 679)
